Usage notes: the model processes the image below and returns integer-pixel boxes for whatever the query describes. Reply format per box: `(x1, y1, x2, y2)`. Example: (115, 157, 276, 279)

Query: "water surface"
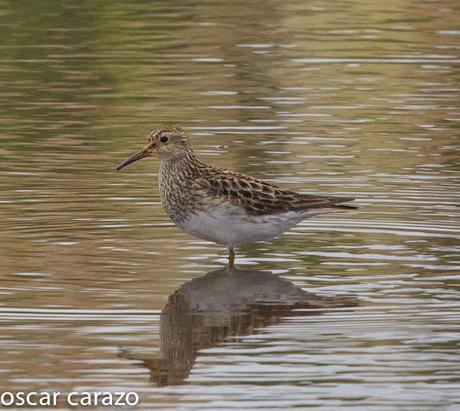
(1, 0, 459, 409)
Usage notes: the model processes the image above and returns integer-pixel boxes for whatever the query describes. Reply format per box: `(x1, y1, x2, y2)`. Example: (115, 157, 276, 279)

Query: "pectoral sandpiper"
(117, 127, 356, 270)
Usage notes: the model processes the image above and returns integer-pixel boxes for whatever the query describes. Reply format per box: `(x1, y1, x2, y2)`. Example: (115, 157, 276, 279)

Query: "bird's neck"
(158, 149, 203, 223)
(159, 149, 202, 181)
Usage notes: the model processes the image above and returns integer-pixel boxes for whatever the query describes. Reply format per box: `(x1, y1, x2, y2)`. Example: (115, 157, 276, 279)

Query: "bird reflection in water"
(119, 268, 356, 386)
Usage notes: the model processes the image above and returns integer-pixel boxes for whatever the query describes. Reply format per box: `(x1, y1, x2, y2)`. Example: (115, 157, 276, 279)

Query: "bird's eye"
(159, 135, 169, 143)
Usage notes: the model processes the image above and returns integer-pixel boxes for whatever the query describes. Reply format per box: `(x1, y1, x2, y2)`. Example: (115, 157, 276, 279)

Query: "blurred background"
(0, 0, 459, 409)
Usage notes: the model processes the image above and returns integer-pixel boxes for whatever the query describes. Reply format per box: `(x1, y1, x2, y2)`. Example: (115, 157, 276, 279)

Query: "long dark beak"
(116, 148, 148, 171)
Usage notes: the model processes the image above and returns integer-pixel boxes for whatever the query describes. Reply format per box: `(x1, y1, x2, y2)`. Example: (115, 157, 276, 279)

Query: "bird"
(116, 127, 356, 270)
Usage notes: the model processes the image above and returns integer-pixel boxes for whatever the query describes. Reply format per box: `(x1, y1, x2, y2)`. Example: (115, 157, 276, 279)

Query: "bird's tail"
(294, 195, 358, 216)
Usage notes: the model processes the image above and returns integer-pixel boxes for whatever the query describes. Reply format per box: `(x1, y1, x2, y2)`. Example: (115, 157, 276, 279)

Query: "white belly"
(177, 206, 307, 247)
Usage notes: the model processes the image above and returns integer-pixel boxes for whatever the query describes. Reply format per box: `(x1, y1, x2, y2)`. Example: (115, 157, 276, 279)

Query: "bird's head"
(116, 127, 191, 170)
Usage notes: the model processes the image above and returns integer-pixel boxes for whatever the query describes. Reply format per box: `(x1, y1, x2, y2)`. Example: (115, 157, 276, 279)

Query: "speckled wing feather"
(193, 165, 355, 216)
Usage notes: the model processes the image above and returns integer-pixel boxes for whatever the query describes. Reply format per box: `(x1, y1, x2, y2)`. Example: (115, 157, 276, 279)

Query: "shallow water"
(1, 0, 460, 409)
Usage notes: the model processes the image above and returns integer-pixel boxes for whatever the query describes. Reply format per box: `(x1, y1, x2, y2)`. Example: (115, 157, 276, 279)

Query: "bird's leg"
(227, 247, 235, 271)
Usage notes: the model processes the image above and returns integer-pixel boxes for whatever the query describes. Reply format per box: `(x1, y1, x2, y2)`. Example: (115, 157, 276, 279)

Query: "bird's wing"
(193, 166, 355, 216)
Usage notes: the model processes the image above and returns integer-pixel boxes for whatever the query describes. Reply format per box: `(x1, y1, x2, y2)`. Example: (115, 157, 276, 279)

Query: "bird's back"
(189, 163, 355, 216)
